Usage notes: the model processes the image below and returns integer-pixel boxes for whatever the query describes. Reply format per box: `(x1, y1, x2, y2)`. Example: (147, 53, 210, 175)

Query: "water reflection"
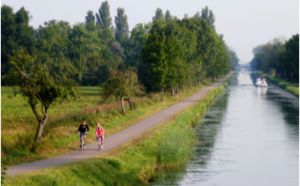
(153, 64, 299, 186)
(250, 72, 299, 139)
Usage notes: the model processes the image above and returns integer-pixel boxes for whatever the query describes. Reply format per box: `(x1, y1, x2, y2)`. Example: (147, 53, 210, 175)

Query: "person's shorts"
(96, 135, 103, 140)
(80, 132, 87, 138)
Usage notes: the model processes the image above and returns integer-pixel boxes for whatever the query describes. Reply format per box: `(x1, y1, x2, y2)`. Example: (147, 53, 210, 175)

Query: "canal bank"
(153, 63, 299, 186)
(5, 74, 234, 185)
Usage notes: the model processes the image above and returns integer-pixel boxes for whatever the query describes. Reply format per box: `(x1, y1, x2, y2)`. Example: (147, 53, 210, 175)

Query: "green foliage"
(142, 15, 233, 92)
(1, 5, 35, 85)
(115, 8, 129, 45)
(153, 8, 164, 21)
(251, 34, 299, 82)
(201, 6, 215, 29)
(102, 70, 143, 99)
(85, 10, 96, 31)
(96, 1, 112, 29)
(8, 46, 78, 144)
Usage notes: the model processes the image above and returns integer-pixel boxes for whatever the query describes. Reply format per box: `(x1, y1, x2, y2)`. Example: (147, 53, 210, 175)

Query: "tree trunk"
(189, 82, 192, 88)
(30, 101, 49, 151)
(121, 95, 125, 115)
(171, 86, 175, 97)
(161, 87, 164, 102)
(127, 97, 133, 111)
(194, 78, 198, 87)
(34, 120, 46, 143)
(176, 86, 179, 96)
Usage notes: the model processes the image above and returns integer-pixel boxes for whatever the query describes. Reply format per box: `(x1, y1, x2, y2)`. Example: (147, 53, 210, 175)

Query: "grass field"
(4, 79, 231, 186)
(2, 81, 213, 165)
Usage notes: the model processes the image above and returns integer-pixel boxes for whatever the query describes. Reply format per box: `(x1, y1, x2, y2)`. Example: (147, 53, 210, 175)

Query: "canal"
(153, 63, 299, 186)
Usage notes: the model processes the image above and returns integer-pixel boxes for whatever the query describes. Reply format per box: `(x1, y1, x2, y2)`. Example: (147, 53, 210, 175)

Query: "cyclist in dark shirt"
(78, 120, 89, 147)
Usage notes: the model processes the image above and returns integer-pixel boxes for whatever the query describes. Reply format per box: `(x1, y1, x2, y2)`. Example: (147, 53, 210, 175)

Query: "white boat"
(255, 78, 268, 87)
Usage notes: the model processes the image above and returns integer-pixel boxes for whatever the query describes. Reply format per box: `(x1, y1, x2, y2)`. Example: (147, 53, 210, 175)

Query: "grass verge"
(4, 77, 232, 185)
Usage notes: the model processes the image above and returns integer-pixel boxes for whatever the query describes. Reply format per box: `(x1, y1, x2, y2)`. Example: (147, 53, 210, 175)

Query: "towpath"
(7, 72, 233, 176)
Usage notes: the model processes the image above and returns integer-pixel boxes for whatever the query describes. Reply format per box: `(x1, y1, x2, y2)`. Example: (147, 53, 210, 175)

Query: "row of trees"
(2, 3, 238, 87)
(251, 34, 299, 82)
(141, 14, 234, 100)
(2, 2, 238, 145)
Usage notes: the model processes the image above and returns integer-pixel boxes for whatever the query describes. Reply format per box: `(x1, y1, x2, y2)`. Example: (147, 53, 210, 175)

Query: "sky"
(1, 0, 299, 63)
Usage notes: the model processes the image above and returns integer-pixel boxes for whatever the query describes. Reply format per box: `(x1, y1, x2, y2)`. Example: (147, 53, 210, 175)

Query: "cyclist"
(95, 122, 105, 149)
(78, 120, 89, 147)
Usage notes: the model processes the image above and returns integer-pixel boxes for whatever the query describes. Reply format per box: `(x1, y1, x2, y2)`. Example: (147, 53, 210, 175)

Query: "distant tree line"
(2, 3, 238, 89)
(251, 34, 299, 82)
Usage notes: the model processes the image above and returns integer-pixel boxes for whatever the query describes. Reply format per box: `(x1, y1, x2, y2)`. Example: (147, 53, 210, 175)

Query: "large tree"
(69, 24, 101, 83)
(153, 8, 164, 21)
(279, 34, 299, 81)
(201, 6, 215, 29)
(96, 1, 112, 29)
(85, 10, 96, 31)
(1, 6, 34, 85)
(9, 47, 77, 149)
(114, 8, 129, 45)
(101, 69, 144, 114)
(142, 20, 185, 100)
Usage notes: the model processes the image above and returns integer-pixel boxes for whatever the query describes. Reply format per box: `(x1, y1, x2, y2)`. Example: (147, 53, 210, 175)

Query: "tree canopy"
(251, 34, 299, 82)
(2, 4, 238, 94)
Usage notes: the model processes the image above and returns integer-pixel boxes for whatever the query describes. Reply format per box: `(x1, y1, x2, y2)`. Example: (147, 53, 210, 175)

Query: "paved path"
(7, 72, 233, 177)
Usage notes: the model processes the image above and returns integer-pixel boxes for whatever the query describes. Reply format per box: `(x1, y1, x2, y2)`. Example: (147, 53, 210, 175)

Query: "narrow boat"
(255, 78, 268, 87)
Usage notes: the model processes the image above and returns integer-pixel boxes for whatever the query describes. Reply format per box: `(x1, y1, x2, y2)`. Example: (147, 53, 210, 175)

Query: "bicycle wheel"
(81, 136, 84, 151)
(98, 138, 101, 150)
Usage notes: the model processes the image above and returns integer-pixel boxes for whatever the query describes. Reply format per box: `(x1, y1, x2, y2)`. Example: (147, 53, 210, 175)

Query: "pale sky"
(1, 0, 299, 63)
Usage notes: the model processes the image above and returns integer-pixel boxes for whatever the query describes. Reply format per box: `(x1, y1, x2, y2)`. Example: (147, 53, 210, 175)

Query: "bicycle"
(79, 132, 88, 151)
(97, 136, 102, 150)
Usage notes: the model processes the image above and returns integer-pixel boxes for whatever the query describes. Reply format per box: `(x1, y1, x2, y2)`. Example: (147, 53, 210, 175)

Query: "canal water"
(153, 63, 299, 186)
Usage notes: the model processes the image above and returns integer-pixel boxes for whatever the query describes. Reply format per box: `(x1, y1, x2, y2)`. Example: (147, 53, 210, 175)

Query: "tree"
(142, 20, 187, 100)
(1, 6, 35, 85)
(35, 20, 78, 82)
(85, 10, 96, 31)
(153, 8, 164, 21)
(114, 8, 129, 45)
(165, 10, 173, 21)
(124, 23, 150, 68)
(201, 6, 215, 29)
(101, 69, 144, 114)
(96, 1, 112, 29)
(9, 47, 77, 149)
(279, 34, 299, 81)
(1, 5, 17, 84)
(69, 24, 101, 83)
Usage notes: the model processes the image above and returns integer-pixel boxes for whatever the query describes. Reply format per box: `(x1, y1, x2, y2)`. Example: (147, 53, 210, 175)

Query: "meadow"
(2, 81, 212, 166)
(4, 79, 231, 186)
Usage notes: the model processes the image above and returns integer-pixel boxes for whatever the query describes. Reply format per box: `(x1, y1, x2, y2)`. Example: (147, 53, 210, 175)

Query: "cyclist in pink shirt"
(95, 122, 105, 149)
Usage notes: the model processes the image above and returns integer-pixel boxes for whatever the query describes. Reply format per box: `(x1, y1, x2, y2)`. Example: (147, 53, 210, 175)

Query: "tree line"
(2, 3, 238, 88)
(251, 34, 299, 82)
(2, 2, 238, 146)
